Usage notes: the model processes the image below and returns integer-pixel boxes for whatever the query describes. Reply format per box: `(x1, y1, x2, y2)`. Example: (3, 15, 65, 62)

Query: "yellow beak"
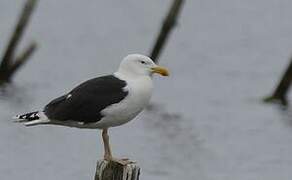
(151, 66, 169, 76)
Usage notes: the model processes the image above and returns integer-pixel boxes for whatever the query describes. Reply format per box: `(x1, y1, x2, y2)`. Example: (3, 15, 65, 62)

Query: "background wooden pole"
(95, 160, 140, 180)
(264, 57, 292, 106)
(0, 0, 38, 85)
(149, 0, 185, 63)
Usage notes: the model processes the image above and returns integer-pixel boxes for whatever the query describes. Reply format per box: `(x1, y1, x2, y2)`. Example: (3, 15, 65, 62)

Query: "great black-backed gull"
(14, 54, 169, 162)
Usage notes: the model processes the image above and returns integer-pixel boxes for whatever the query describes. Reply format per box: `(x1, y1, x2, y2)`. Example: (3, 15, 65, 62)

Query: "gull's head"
(117, 54, 169, 77)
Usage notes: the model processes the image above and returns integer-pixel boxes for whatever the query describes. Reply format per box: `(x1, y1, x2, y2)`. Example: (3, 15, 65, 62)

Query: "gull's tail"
(13, 111, 49, 126)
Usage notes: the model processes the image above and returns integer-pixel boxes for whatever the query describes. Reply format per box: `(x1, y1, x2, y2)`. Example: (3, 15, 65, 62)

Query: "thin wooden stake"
(8, 42, 37, 77)
(0, 0, 38, 84)
(264, 57, 292, 106)
(149, 0, 185, 63)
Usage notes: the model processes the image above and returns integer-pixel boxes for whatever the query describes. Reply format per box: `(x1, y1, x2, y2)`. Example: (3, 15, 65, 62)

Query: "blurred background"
(1, 0, 292, 180)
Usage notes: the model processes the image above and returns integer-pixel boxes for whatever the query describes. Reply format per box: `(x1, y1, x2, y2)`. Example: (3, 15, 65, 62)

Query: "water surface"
(1, 0, 292, 180)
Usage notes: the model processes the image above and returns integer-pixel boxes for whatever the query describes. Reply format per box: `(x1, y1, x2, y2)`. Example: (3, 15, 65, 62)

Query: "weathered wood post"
(95, 160, 140, 180)
(0, 0, 38, 85)
(149, 0, 185, 63)
(264, 57, 292, 106)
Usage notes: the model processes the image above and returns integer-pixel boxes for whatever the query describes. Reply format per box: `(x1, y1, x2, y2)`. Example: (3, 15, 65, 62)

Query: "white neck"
(114, 70, 152, 81)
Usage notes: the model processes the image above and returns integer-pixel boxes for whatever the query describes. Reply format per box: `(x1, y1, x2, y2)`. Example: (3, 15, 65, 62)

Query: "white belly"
(94, 75, 153, 128)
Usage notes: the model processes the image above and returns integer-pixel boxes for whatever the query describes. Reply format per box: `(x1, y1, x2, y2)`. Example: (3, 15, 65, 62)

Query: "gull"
(14, 54, 169, 163)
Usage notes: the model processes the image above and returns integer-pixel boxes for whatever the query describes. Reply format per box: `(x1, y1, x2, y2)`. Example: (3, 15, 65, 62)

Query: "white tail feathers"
(24, 119, 50, 126)
(13, 111, 50, 126)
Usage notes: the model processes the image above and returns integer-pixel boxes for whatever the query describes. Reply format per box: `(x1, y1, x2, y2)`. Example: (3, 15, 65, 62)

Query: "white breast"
(94, 74, 153, 128)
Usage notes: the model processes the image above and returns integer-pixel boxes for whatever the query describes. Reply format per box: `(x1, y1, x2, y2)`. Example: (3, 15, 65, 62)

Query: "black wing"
(44, 75, 128, 123)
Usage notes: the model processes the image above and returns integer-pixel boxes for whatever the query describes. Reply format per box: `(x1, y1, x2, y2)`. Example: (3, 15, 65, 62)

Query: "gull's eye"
(140, 60, 146, 65)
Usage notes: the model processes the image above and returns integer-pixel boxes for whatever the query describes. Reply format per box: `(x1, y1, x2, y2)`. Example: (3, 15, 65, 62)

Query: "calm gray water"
(1, 0, 292, 180)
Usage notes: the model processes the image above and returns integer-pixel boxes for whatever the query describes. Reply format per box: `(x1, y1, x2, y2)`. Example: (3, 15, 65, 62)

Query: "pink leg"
(102, 128, 113, 161)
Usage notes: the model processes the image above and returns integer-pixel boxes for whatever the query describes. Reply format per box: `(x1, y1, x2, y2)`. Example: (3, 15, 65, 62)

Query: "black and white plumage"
(44, 75, 129, 126)
(14, 75, 129, 128)
(14, 54, 169, 162)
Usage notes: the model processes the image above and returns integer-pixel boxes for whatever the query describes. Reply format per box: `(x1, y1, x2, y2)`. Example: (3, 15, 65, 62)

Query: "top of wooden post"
(95, 160, 140, 180)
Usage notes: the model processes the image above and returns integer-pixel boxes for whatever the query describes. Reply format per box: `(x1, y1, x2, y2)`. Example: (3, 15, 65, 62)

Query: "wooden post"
(264, 57, 292, 106)
(149, 0, 185, 63)
(0, 0, 38, 85)
(94, 160, 140, 180)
